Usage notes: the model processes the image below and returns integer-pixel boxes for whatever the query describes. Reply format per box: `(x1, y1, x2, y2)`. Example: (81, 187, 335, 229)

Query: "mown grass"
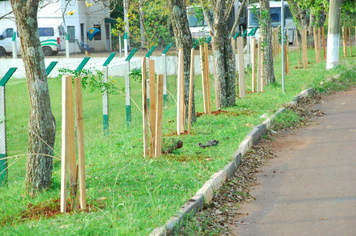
(1, 46, 356, 235)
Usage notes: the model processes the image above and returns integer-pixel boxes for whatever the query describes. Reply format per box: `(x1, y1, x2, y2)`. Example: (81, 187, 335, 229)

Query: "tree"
(9, 0, 56, 196)
(259, 0, 275, 84)
(201, 0, 236, 107)
(326, 0, 341, 69)
(168, 0, 196, 122)
(114, 0, 172, 49)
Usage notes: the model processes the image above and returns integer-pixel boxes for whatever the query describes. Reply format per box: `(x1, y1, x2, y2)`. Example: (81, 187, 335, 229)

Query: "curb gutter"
(149, 88, 315, 236)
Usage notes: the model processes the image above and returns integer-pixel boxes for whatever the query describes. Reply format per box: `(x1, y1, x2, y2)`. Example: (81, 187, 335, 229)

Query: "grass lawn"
(0, 46, 355, 235)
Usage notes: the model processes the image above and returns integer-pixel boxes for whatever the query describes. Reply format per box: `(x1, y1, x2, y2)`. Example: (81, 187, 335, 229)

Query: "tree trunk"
(168, 0, 195, 122)
(260, 0, 275, 84)
(212, 1, 235, 107)
(326, 0, 341, 69)
(10, 0, 56, 196)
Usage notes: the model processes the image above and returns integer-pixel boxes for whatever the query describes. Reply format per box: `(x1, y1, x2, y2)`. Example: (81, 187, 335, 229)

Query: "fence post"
(66, 34, 69, 59)
(0, 67, 17, 186)
(119, 33, 122, 57)
(162, 43, 172, 104)
(124, 33, 128, 58)
(102, 53, 116, 135)
(46, 61, 58, 76)
(12, 32, 17, 59)
(125, 48, 138, 127)
(76, 57, 91, 73)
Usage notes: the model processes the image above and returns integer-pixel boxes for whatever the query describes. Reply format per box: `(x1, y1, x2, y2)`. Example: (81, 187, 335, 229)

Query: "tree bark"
(326, 0, 341, 69)
(260, 0, 275, 84)
(10, 0, 56, 195)
(168, 0, 195, 122)
(212, 0, 235, 107)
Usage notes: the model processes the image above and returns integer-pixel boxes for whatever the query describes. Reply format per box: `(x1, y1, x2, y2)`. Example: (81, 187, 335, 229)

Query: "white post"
(124, 33, 128, 58)
(326, 0, 341, 70)
(177, 49, 183, 135)
(119, 34, 122, 57)
(281, 0, 285, 92)
(163, 53, 167, 102)
(103, 66, 109, 134)
(12, 33, 17, 59)
(125, 61, 131, 126)
(0, 86, 7, 184)
(66, 34, 69, 59)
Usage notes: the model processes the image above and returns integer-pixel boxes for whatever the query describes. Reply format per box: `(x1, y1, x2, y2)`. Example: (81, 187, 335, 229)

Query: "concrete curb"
(149, 88, 315, 236)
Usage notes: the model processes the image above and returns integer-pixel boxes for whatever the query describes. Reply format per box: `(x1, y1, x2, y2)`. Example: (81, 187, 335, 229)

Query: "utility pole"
(326, 0, 341, 70)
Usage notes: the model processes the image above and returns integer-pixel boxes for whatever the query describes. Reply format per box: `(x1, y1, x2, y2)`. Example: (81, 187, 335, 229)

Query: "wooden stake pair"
(142, 58, 164, 157)
(61, 75, 86, 213)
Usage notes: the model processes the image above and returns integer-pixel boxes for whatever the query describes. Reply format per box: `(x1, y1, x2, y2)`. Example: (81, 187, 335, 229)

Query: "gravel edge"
(149, 88, 314, 236)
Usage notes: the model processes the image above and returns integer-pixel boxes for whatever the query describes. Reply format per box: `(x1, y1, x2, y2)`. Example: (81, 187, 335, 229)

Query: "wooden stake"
(317, 27, 321, 62)
(349, 27, 352, 57)
(345, 26, 348, 57)
(302, 29, 308, 68)
(204, 43, 211, 114)
(211, 40, 220, 110)
(322, 26, 326, 60)
(67, 75, 77, 211)
(74, 77, 86, 210)
(149, 59, 156, 156)
(313, 27, 319, 63)
(61, 75, 70, 213)
(199, 45, 207, 113)
(180, 48, 185, 133)
(285, 43, 290, 75)
(188, 48, 194, 135)
(251, 37, 256, 93)
(176, 48, 182, 135)
(238, 37, 245, 98)
(296, 30, 300, 67)
(155, 74, 164, 158)
(142, 57, 148, 157)
(342, 26, 346, 57)
(257, 38, 262, 93)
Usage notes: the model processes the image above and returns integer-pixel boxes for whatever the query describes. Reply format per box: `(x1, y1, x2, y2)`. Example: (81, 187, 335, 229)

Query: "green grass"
(1, 46, 356, 235)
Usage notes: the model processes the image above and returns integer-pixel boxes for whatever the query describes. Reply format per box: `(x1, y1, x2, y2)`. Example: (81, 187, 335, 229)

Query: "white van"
(247, 1, 296, 44)
(0, 24, 66, 56)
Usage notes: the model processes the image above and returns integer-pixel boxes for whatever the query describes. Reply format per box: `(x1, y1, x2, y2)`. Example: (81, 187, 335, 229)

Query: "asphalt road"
(231, 88, 356, 236)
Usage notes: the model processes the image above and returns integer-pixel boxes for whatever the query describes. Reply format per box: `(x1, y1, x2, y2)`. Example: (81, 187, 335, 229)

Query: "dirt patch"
(1, 198, 106, 226)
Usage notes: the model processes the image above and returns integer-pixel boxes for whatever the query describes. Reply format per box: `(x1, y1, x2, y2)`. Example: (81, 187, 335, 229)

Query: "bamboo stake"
(204, 43, 211, 113)
(296, 30, 300, 67)
(155, 74, 164, 158)
(322, 26, 326, 60)
(180, 48, 185, 133)
(74, 77, 86, 210)
(142, 57, 148, 157)
(211, 40, 219, 110)
(349, 27, 352, 57)
(149, 60, 156, 156)
(302, 29, 308, 68)
(199, 45, 207, 113)
(313, 27, 319, 63)
(317, 27, 321, 62)
(61, 75, 70, 213)
(188, 48, 194, 135)
(238, 37, 245, 98)
(257, 38, 262, 93)
(67, 75, 77, 211)
(251, 37, 256, 93)
(176, 49, 182, 135)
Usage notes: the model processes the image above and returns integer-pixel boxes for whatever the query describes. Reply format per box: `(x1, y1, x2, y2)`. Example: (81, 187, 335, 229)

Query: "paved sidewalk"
(231, 88, 356, 236)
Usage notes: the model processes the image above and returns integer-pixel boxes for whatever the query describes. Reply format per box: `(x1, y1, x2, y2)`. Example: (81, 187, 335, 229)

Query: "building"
(0, 0, 114, 53)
